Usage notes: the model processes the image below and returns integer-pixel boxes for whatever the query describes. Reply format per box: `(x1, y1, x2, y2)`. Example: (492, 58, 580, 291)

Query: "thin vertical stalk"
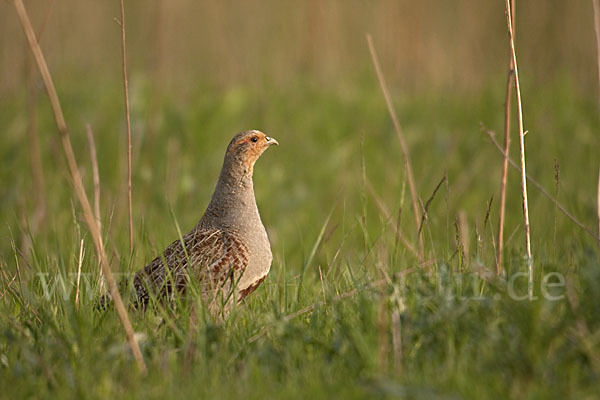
(366, 34, 423, 261)
(75, 239, 84, 310)
(86, 124, 104, 290)
(486, 129, 599, 242)
(497, 0, 515, 275)
(13, 0, 146, 374)
(118, 0, 134, 255)
(504, 0, 532, 294)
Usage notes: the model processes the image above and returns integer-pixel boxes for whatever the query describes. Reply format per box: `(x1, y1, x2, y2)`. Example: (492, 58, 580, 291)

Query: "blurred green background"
(1, 0, 598, 261)
(1, 1, 598, 94)
(1, 1, 600, 398)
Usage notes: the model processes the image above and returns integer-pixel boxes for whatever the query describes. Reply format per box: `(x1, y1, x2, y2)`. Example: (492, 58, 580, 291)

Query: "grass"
(1, 72, 599, 398)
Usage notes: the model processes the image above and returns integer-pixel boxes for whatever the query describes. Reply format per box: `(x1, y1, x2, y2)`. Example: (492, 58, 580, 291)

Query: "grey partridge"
(115, 130, 277, 314)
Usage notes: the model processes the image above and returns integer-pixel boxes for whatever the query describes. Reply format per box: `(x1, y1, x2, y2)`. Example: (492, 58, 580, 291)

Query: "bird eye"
(251, 136, 258, 143)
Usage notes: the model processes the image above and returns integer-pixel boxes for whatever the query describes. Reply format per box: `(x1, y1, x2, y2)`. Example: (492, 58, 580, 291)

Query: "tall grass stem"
(504, 0, 532, 295)
(118, 0, 134, 256)
(497, 0, 515, 275)
(486, 129, 599, 242)
(366, 34, 423, 261)
(13, 0, 146, 374)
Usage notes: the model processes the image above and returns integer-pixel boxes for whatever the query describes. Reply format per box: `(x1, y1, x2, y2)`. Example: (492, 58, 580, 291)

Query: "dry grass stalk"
(0, 262, 18, 301)
(9, 234, 27, 311)
(318, 265, 326, 304)
(504, 0, 532, 293)
(75, 239, 84, 310)
(13, 0, 146, 374)
(85, 124, 104, 289)
(366, 34, 423, 260)
(417, 175, 446, 239)
(118, 0, 134, 255)
(485, 129, 600, 243)
(497, 0, 516, 276)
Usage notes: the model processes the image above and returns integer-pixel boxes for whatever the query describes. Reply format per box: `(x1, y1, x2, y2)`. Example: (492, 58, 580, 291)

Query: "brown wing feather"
(132, 228, 249, 308)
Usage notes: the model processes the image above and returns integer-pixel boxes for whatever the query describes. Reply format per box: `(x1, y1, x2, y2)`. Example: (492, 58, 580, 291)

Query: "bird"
(100, 130, 278, 315)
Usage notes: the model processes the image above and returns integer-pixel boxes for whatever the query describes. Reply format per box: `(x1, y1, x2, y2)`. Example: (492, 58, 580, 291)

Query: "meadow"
(1, 1, 600, 398)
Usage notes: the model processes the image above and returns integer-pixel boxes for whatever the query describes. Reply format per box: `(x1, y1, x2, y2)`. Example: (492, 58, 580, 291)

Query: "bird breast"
(236, 211, 272, 293)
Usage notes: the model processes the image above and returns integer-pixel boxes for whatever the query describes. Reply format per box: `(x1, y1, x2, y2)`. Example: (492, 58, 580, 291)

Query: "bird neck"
(201, 157, 259, 231)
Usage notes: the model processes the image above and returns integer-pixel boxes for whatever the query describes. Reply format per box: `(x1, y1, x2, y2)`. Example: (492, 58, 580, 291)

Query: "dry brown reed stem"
(486, 130, 600, 243)
(592, 0, 600, 109)
(75, 239, 84, 311)
(497, 0, 516, 276)
(13, 0, 147, 374)
(504, 0, 532, 288)
(118, 0, 134, 256)
(366, 34, 423, 261)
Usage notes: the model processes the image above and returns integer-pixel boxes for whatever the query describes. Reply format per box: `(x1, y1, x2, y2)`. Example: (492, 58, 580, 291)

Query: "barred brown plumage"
(132, 228, 249, 308)
(99, 130, 278, 315)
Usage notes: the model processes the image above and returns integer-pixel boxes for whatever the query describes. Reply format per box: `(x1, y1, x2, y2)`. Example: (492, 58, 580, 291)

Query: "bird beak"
(265, 136, 279, 146)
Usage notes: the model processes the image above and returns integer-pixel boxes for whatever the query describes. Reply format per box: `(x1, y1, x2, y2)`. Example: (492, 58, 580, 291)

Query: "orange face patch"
(226, 132, 271, 172)
(243, 139, 266, 171)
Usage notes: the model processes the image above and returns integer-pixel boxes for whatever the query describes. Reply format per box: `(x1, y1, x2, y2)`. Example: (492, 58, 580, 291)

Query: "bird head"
(225, 130, 278, 174)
